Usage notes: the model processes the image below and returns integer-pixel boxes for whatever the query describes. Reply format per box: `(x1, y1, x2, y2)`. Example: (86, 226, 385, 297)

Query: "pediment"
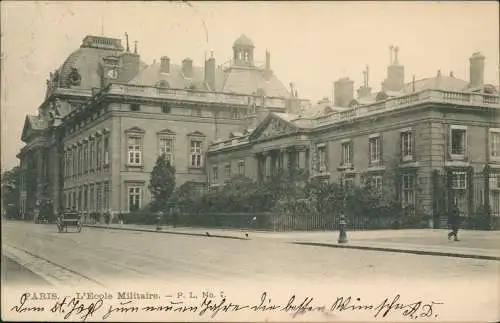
(124, 126, 145, 134)
(249, 114, 299, 141)
(21, 115, 46, 142)
(187, 131, 205, 137)
(157, 128, 175, 135)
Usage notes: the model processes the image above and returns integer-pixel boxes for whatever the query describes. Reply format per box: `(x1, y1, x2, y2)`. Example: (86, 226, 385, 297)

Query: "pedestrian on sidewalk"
(448, 203, 461, 241)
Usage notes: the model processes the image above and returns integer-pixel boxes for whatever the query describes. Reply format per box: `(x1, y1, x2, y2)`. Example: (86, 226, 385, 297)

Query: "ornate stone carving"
(261, 118, 294, 138)
(68, 67, 82, 86)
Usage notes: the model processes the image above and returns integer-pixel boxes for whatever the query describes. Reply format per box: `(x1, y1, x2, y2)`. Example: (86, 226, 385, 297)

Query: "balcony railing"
(316, 89, 500, 127)
(105, 83, 288, 109)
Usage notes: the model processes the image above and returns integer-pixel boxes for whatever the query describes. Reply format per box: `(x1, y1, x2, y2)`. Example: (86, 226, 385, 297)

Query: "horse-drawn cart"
(57, 211, 82, 233)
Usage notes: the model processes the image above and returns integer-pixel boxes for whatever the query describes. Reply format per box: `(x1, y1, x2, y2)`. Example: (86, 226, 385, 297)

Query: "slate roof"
(128, 61, 208, 90)
(302, 98, 349, 118)
(402, 75, 469, 93)
(129, 62, 290, 97)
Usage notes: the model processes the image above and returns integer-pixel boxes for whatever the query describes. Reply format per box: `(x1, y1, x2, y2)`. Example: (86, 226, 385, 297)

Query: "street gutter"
(293, 242, 500, 261)
(83, 224, 249, 240)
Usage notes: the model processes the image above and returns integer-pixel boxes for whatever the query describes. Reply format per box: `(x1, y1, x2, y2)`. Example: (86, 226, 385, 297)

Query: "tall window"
(190, 140, 203, 168)
(490, 129, 500, 159)
(128, 186, 142, 212)
(369, 135, 381, 164)
(90, 141, 95, 171)
(64, 151, 69, 178)
(83, 142, 88, 173)
(192, 108, 202, 117)
(96, 137, 103, 170)
(451, 171, 467, 216)
(342, 175, 355, 190)
(341, 142, 352, 166)
(161, 103, 171, 114)
(103, 181, 109, 211)
(231, 108, 241, 119)
(159, 137, 174, 164)
(212, 166, 218, 182)
(83, 186, 88, 211)
(401, 131, 414, 161)
(450, 126, 467, 157)
(317, 145, 327, 172)
(128, 136, 142, 166)
(89, 185, 94, 212)
(225, 164, 231, 178)
(238, 160, 245, 175)
(401, 174, 415, 213)
(451, 171, 467, 189)
(96, 183, 102, 212)
(103, 136, 110, 166)
(77, 146, 82, 176)
(370, 175, 383, 196)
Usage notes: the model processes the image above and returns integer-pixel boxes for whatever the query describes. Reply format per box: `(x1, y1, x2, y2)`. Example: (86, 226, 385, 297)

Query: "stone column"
(282, 148, 289, 172)
(35, 149, 44, 200)
(265, 152, 271, 178)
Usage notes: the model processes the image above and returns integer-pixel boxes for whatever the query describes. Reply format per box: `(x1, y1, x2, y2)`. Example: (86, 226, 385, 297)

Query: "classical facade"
(18, 34, 309, 220)
(207, 48, 500, 226)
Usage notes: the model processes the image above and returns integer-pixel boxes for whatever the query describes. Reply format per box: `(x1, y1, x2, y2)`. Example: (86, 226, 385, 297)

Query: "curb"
(83, 225, 249, 241)
(293, 242, 500, 261)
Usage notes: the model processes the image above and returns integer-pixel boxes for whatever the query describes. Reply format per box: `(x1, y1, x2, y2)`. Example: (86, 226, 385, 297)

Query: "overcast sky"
(1, 1, 499, 171)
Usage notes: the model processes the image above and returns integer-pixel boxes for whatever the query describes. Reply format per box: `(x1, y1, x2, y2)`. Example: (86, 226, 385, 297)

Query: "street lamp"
(338, 180, 348, 243)
(156, 211, 163, 231)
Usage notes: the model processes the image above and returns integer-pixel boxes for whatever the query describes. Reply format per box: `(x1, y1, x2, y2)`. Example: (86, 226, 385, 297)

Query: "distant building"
(17, 34, 309, 220)
(207, 47, 500, 226)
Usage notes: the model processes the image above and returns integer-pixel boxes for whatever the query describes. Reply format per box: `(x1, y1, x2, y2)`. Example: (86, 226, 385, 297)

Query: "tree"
(149, 154, 176, 212)
(1, 166, 21, 218)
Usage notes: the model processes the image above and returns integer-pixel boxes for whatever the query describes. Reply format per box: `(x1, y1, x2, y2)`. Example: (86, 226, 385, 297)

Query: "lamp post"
(338, 212, 348, 243)
(156, 211, 163, 231)
(338, 181, 348, 243)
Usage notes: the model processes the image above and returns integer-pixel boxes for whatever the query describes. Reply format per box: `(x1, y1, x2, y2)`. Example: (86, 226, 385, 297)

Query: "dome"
(233, 34, 254, 47)
(57, 47, 115, 90)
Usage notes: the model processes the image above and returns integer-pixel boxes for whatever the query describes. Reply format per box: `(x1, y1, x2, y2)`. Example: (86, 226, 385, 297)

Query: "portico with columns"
(207, 112, 313, 186)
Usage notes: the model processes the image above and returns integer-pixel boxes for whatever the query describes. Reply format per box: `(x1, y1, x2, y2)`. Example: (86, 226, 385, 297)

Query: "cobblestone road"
(2, 221, 499, 321)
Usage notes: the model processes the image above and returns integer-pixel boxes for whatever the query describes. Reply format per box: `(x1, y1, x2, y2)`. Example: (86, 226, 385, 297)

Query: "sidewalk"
(84, 223, 500, 261)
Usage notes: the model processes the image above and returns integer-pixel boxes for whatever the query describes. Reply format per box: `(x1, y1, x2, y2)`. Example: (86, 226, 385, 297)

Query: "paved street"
(2, 220, 500, 321)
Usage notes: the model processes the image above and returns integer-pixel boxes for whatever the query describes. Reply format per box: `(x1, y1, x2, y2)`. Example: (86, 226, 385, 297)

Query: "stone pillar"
(35, 149, 44, 200)
(265, 153, 271, 178)
(282, 149, 289, 171)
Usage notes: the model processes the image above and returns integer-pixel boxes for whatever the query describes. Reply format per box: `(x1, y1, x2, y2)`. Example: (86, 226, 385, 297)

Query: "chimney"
(385, 46, 405, 91)
(204, 52, 216, 90)
(160, 56, 170, 73)
(182, 58, 193, 77)
(469, 52, 485, 87)
(357, 66, 372, 98)
(334, 77, 354, 108)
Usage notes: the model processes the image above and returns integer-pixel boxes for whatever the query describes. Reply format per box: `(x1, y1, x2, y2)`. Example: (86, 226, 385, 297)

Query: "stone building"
(207, 48, 500, 226)
(17, 34, 309, 220)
